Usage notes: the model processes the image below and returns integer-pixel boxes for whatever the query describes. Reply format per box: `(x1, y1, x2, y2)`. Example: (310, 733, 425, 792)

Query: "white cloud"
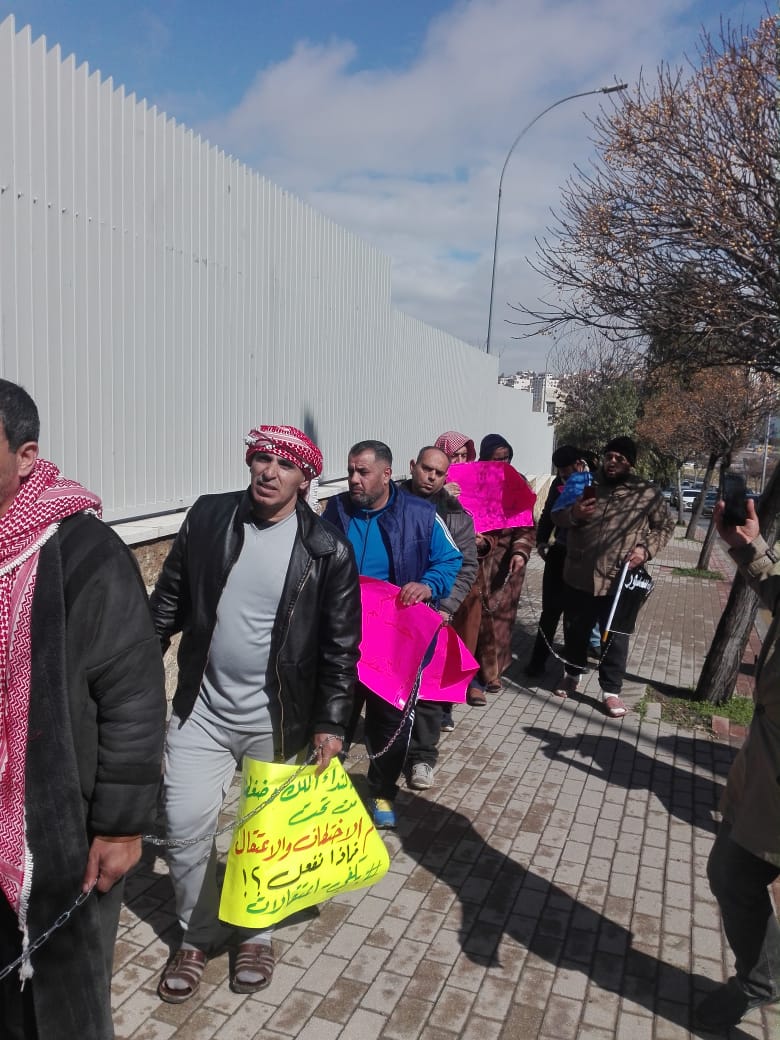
(198, 0, 767, 372)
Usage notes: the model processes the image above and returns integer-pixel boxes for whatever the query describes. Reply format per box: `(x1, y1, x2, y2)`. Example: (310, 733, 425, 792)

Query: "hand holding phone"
(582, 484, 597, 501)
(722, 472, 747, 527)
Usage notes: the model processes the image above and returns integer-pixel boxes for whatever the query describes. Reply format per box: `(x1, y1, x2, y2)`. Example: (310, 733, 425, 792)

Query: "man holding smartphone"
(551, 435, 674, 716)
(697, 495, 780, 1030)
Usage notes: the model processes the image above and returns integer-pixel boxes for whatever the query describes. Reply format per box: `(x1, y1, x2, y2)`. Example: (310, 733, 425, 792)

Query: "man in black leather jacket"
(150, 425, 361, 1004)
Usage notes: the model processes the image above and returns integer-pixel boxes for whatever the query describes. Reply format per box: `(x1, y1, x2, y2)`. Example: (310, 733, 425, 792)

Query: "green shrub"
(671, 567, 724, 580)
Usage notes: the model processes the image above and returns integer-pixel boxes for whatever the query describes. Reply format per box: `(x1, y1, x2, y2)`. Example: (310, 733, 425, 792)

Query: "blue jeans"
(407, 698, 441, 769)
(707, 822, 780, 1001)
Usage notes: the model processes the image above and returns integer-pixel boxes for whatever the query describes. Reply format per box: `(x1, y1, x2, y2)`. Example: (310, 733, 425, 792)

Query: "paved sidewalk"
(113, 531, 778, 1039)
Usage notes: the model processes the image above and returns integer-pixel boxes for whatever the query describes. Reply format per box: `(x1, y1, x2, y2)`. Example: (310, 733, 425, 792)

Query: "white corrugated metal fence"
(0, 15, 552, 521)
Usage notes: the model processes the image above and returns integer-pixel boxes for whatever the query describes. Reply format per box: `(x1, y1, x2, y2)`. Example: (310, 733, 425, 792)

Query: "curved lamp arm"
(486, 83, 627, 355)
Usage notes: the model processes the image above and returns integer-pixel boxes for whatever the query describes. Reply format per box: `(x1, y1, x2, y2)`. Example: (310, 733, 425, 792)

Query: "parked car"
(681, 483, 704, 510)
(698, 489, 719, 516)
(670, 482, 701, 508)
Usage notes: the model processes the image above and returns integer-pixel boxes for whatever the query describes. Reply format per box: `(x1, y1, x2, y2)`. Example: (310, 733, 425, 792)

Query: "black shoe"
(695, 979, 777, 1031)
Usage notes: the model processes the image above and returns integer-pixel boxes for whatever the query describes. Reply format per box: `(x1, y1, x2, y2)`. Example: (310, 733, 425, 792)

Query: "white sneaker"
(408, 762, 435, 790)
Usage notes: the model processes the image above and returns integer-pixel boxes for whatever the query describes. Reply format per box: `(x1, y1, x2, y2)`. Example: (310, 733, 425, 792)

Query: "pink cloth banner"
(449, 461, 536, 533)
(357, 577, 478, 708)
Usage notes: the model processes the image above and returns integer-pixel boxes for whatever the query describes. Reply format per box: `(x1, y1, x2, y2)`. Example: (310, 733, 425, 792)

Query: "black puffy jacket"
(150, 492, 361, 759)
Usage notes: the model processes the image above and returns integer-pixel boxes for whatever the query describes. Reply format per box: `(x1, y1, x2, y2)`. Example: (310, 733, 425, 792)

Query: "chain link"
(534, 621, 613, 672)
(0, 887, 94, 982)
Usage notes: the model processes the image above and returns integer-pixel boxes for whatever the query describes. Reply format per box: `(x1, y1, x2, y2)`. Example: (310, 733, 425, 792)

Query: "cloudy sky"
(1, 0, 768, 371)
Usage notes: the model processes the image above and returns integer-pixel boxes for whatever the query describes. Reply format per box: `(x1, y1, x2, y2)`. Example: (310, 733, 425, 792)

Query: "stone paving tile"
(314, 976, 369, 1023)
(287, 1018, 343, 1040)
(264, 989, 323, 1035)
(541, 993, 586, 1038)
(458, 1012, 505, 1040)
(382, 995, 435, 1038)
(427, 983, 477, 1032)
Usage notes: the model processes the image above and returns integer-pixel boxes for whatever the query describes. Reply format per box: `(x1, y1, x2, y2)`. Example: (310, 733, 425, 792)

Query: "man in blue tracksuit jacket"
(323, 439, 462, 828)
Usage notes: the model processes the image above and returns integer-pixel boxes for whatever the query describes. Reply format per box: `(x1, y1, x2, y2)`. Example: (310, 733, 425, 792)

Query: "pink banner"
(449, 461, 536, 533)
(357, 577, 478, 708)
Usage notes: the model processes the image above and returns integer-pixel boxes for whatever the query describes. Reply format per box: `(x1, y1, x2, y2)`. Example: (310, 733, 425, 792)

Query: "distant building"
(498, 372, 533, 391)
(498, 370, 566, 424)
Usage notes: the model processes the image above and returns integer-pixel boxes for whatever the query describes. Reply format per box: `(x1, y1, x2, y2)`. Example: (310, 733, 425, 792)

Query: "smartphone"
(582, 484, 597, 501)
(722, 472, 748, 526)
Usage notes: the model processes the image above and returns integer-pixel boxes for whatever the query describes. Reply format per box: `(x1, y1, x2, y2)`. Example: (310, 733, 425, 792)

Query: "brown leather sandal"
(158, 947, 207, 1004)
(466, 685, 487, 706)
(603, 694, 627, 718)
(231, 941, 275, 994)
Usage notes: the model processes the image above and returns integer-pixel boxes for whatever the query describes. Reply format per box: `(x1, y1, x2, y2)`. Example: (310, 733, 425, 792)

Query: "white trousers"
(163, 709, 279, 950)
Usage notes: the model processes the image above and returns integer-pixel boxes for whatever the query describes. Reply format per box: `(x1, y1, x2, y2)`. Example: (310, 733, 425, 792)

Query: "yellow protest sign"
(219, 756, 390, 928)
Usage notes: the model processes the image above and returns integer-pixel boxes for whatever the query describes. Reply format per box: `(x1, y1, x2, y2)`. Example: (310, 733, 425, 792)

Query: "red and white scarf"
(0, 458, 101, 931)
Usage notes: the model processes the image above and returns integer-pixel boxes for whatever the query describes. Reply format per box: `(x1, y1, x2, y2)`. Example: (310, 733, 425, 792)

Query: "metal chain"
(478, 553, 514, 616)
(142, 742, 323, 849)
(0, 684, 427, 979)
(344, 692, 418, 768)
(0, 887, 94, 982)
(534, 621, 613, 672)
(0, 736, 331, 979)
(521, 560, 657, 673)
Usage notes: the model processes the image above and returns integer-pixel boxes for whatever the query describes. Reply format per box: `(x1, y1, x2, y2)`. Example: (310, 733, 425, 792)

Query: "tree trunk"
(675, 471, 685, 525)
(695, 462, 780, 704)
(697, 458, 726, 569)
(685, 452, 718, 539)
(695, 575, 759, 704)
(697, 515, 718, 570)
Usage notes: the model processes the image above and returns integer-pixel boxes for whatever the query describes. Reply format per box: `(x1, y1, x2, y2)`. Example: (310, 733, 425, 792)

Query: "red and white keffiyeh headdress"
(434, 431, 476, 463)
(0, 458, 101, 940)
(244, 425, 323, 478)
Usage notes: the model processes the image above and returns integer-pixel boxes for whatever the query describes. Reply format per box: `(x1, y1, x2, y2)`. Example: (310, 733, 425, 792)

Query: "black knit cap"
(603, 436, 637, 467)
(551, 444, 581, 468)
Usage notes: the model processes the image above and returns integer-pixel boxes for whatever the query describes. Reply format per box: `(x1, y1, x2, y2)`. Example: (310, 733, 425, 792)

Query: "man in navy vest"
(323, 440, 462, 828)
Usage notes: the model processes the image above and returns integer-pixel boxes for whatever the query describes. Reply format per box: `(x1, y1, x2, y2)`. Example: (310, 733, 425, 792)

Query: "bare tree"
(635, 375, 707, 523)
(513, 16, 779, 378)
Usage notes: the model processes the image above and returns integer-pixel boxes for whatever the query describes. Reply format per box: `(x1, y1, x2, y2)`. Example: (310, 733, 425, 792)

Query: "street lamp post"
(485, 83, 627, 355)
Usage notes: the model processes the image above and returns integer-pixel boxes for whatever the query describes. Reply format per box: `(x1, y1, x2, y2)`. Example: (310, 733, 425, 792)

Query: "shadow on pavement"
(523, 727, 728, 835)
(397, 793, 755, 1039)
